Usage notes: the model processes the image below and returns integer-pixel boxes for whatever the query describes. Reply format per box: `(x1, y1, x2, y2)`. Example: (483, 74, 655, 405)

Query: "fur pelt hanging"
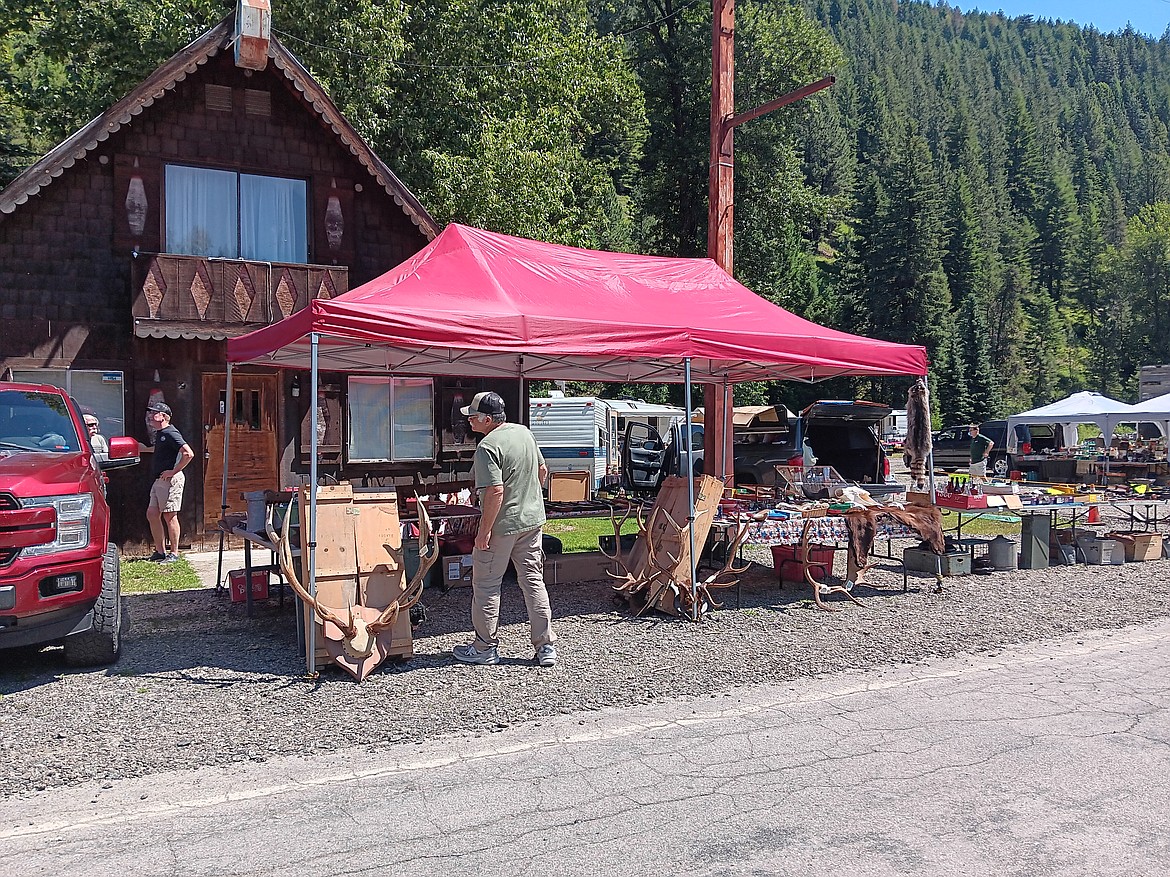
(905, 379, 932, 491)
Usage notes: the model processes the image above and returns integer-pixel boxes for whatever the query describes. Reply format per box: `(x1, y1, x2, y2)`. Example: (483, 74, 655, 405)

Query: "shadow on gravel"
(0, 558, 927, 692)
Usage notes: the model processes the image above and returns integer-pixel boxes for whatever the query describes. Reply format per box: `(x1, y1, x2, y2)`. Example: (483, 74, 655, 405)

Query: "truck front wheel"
(64, 544, 122, 667)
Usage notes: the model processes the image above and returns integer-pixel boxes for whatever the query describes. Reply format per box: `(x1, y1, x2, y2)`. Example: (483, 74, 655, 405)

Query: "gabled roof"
(0, 15, 438, 238)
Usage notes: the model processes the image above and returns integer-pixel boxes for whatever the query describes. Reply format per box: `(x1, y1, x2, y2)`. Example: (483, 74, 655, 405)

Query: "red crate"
(770, 544, 836, 582)
(934, 494, 989, 509)
(228, 569, 270, 603)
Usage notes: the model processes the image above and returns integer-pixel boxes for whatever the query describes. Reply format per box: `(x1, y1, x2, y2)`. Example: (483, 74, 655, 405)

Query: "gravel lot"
(3, 501, 1169, 800)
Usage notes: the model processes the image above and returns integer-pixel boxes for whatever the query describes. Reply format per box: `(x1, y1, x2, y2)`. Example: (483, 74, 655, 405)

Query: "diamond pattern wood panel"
(131, 254, 347, 330)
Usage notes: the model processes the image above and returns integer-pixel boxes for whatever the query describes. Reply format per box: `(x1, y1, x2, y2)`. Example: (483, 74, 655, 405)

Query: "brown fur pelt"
(843, 506, 946, 572)
(905, 379, 932, 491)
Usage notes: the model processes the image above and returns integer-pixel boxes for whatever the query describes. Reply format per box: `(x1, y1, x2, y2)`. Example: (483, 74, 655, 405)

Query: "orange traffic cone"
(1087, 505, 1100, 524)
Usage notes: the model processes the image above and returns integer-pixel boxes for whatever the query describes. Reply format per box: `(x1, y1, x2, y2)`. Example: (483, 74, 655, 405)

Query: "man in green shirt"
(452, 391, 558, 667)
(968, 423, 994, 482)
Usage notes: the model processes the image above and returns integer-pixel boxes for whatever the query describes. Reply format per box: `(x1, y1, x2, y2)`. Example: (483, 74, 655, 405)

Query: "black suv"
(918, 420, 1063, 477)
(623, 400, 899, 495)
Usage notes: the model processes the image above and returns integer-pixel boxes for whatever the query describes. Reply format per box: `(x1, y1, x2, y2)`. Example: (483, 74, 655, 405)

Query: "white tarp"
(1006, 391, 1135, 451)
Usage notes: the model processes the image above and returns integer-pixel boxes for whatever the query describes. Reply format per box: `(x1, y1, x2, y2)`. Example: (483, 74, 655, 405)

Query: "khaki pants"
(471, 526, 556, 650)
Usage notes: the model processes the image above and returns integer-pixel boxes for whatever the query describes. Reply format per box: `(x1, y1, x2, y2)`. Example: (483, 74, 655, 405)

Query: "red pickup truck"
(0, 383, 139, 665)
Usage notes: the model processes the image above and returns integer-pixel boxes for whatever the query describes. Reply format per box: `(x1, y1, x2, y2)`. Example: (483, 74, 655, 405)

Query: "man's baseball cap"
(460, 391, 505, 417)
(148, 402, 172, 416)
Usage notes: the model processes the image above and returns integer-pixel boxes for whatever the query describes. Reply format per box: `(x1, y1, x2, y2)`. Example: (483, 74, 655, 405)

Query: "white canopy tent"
(1006, 391, 1135, 453)
(1130, 392, 1170, 438)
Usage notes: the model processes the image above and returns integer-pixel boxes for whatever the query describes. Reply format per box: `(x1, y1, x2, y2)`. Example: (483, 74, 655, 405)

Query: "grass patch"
(939, 510, 1021, 537)
(543, 516, 641, 553)
(121, 556, 202, 594)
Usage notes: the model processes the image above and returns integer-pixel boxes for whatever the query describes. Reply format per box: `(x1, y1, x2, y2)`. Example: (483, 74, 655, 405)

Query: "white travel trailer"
(528, 395, 685, 494)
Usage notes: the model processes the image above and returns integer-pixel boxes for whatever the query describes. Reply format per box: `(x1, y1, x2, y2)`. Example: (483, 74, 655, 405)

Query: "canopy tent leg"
(925, 375, 937, 503)
(307, 332, 320, 674)
(684, 358, 698, 620)
(217, 364, 233, 592)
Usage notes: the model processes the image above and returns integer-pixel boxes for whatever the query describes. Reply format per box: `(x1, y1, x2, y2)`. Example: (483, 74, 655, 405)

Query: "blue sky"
(959, 1, 1170, 38)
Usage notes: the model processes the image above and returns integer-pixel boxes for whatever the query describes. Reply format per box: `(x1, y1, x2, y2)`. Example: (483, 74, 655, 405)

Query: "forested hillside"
(2, 0, 1168, 420)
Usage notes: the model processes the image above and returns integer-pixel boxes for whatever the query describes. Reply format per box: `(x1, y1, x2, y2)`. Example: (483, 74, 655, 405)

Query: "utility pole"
(704, 0, 834, 484)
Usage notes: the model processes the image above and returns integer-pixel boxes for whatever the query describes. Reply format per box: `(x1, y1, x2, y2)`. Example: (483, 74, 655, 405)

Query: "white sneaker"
(452, 643, 499, 665)
(534, 644, 557, 667)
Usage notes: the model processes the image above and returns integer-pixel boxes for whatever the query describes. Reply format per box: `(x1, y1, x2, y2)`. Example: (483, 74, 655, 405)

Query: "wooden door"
(202, 373, 280, 533)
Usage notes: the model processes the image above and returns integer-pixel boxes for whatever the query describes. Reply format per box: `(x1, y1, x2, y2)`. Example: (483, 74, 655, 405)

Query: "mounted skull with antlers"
(270, 500, 440, 680)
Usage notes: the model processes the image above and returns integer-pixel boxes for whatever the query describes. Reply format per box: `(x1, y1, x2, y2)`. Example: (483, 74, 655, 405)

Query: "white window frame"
(346, 377, 435, 463)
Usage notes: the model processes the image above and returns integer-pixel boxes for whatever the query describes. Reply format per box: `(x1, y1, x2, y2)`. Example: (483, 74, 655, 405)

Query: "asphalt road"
(2, 619, 1168, 877)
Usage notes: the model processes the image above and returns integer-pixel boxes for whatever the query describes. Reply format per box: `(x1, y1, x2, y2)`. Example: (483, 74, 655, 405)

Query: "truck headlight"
(21, 493, 94, 557)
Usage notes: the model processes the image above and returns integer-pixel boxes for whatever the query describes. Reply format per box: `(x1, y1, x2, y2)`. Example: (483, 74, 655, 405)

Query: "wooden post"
(705, 0, 834, 484)
(704, 0, 736, 485)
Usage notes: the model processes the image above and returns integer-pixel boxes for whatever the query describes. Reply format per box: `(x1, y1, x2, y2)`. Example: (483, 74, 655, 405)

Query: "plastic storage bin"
(771, 544, 835, 582)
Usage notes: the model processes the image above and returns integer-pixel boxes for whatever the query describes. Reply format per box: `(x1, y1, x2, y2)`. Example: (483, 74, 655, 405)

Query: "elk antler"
(271, 499, 357, 638)
(605, 503, 648, 593)
(368, 503, 441, 635)
(599, 502, 636, 570)
(694, 516, 753, 610)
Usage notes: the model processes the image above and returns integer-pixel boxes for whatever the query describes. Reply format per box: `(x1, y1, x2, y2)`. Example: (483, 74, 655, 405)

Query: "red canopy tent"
(225, 224, 928, 646)
(227, 223, 927, 381)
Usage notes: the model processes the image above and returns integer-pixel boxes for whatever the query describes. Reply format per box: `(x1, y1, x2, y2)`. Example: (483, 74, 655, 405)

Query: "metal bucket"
(987, 535, 1018, 570)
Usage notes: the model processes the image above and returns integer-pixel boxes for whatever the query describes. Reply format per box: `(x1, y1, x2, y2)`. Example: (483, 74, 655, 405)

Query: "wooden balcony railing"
(131, 253, 348, 334)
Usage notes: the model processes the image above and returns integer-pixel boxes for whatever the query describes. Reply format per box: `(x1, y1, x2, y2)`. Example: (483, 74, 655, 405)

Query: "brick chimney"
(234, 0, 271, 71)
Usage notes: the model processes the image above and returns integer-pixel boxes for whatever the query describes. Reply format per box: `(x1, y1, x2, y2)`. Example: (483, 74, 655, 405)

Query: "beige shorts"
(148, 471, 185, 513)
(969, 459, 988, 477)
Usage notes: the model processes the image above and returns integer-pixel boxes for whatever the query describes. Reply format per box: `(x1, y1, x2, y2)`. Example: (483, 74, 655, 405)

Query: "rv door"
(622, 421, 666, 490)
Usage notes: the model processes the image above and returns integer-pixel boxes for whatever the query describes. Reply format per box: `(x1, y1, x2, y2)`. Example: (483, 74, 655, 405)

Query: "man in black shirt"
(140, 403, 194, 562)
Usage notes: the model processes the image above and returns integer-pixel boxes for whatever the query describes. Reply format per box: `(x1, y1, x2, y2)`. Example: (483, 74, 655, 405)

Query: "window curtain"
(347, 377, 392, 462)
(390, 379, 435, 460)
(165, 166, 236, 257)
(240, 174, 308, 263)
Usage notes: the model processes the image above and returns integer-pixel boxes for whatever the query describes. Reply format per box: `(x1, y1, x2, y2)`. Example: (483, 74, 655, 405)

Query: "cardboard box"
(548, 470, 591, 502)
(440, 553, 474, 586)
(228, 568, 270, 603)
(544, 551, 617, 584)
(906, 491, 932, 506)
(1105, 532, 1163, 562)
(903, 548, 971, 576)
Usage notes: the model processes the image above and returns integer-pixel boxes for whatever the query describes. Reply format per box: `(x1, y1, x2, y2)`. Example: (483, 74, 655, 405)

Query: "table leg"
(215, 528, 225, 595)
(244, 537, 254, 619)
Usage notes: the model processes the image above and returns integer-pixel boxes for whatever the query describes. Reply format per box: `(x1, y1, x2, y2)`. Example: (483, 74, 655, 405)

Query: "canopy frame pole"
(217, 363, 233, 593)
(926, 374, 937, 503)
(684, 358, 699, 621)
(307, 332, 320, 674)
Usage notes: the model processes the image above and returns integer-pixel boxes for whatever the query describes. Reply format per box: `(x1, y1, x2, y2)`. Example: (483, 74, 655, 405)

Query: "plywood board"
(299, 484, 357, 578)
(354, 491, 404, 606)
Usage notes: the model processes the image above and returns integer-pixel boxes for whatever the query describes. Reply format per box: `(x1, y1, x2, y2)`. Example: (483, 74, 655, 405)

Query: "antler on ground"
(799, 518, 865, 612)
(694, 517, 753, 610)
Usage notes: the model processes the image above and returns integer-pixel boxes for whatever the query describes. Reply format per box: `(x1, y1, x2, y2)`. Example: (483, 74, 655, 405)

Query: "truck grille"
(0, 493, 19, 566)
